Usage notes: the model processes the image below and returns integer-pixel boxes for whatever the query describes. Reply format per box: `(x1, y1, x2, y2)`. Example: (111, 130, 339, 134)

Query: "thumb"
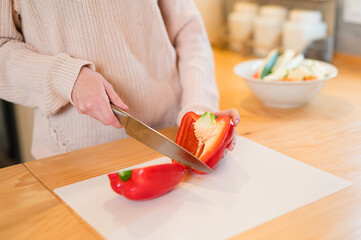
(104, 82, 129, 111)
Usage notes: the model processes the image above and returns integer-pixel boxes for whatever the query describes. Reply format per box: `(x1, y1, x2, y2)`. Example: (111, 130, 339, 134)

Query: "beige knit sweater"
(0, 0, 219, 159)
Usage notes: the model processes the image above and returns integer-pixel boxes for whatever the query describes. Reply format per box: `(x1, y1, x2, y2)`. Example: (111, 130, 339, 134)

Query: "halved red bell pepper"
(108, 163, 184, 200)
(174, 112, 234, 174)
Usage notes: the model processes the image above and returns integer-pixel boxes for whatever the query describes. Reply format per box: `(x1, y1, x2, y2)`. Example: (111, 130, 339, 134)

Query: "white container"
(228, 2, 258, 52)
(194, 0, 224, 46)
(283, 9, 327, 53)
(258, 4, 288, 21)
(289, 9, 322, 24)
(253, 5, 288, 57)
(234, 2, 258, 15)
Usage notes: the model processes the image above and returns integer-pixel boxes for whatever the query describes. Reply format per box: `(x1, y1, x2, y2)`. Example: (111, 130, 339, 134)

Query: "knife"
(111, 104, 213, 173)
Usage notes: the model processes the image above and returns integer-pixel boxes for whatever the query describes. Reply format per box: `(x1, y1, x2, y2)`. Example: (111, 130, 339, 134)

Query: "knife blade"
(111, 104, 213, 173)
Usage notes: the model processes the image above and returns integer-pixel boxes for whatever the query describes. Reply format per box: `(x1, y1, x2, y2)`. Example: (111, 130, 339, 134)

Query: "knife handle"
(111, 104, 128, 122)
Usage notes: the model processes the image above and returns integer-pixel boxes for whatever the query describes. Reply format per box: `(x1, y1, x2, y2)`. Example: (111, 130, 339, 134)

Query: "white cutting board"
(55, 136, 351, 240)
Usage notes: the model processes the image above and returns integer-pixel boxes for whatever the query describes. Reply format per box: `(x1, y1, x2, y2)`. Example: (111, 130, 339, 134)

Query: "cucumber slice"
(263, 69, 287, 81)
(264, 49, 295, 81)
(272, 49, 295, 73)
(310, 61, 328, 79)
(260, 49, 279, 79)
(286, 53, 304, 70)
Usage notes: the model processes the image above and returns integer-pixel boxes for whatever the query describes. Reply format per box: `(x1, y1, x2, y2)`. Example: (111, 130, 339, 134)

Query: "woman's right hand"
(71, 67, 128, 129)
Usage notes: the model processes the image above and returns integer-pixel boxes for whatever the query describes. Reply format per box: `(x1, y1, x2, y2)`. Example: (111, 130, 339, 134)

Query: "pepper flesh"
(108, 163, 185, 200)
(174, 112, 234, 174)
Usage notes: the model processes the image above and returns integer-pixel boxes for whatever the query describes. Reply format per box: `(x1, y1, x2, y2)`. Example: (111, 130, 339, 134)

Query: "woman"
(0, 0, 239, 159)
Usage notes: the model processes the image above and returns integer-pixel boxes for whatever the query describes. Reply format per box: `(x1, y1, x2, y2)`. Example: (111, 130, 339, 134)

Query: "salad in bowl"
(234, 49, 338, 108)
(253, 49, 330, 82)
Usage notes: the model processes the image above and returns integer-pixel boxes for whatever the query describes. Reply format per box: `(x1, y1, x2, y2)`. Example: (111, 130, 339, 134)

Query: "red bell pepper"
(108, 163, 184, 200)
(174, 112, 234, 174)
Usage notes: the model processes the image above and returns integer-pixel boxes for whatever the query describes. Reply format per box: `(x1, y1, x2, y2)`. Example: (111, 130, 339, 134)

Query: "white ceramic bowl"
(234, 59, 338, 108)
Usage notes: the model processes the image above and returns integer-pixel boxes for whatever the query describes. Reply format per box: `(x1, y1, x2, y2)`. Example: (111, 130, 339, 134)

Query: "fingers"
(222, 130, 237, 158)
(77, 90, 122, 129)
(222, 129, 236, 160)
(214, 109, 240, 127)
(230, 109, 240, 127)
(213, 108, 239, 152)
(92, 89, 123, 129)
(100, 100, 123, 129)
(104, 82, 129, 111)
(228, 129, 237, 151)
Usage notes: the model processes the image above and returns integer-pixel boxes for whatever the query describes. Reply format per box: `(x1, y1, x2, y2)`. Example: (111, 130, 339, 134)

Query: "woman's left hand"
(214, 109, 240, 152)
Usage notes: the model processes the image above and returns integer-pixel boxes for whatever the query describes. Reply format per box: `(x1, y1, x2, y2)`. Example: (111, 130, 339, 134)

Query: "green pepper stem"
(118, 170, 132, 181)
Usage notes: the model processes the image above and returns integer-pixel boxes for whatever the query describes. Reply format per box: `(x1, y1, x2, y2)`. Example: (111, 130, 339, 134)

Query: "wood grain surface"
(24, 128, 178, 190)
(0, 165, 99, 239)
(3, 49, 361, 239)
(214, 49, 361, 240)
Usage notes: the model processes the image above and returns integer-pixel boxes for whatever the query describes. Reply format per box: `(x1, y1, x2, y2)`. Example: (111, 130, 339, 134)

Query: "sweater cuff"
(177, 104, 218, 127)
(52, 54, 95, 105)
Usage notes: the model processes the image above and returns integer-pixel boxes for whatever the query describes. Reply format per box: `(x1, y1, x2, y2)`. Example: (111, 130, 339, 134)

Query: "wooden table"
(1, 49, 361, 239)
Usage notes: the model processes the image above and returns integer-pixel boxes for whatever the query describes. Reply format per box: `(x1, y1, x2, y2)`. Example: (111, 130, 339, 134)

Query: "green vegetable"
(118, 170, 132, 181)
(272, 49, 296, 73)
(260, 49, 279, 79)
(286, 53, 304, 70)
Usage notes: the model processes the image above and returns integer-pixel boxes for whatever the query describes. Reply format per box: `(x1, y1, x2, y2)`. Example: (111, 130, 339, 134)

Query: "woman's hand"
(214, 109, 240, 151)
(72, 67, 128, 128)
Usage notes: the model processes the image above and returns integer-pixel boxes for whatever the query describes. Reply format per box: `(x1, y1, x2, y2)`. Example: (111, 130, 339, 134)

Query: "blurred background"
(1, 0, 360, 168)
(196, 0, 360, 58)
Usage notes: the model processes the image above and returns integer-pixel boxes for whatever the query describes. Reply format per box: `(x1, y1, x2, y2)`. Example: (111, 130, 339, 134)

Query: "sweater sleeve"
(158, 0, 220, 126)
(0, 0, 95, 115)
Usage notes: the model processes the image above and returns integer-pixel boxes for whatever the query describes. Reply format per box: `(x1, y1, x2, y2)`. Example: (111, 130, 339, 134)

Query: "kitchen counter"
(1, 49, 361, 239)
